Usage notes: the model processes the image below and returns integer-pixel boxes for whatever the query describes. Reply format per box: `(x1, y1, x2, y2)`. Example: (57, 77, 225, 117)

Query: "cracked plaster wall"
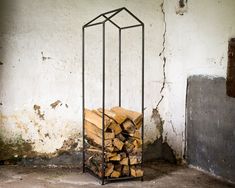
(0, 0, 165, 160)
(0, 0, 235, 162)
(161, 0, 235, 160)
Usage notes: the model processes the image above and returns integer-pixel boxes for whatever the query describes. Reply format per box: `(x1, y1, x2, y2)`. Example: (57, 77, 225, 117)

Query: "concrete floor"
(0, 162, 234, 188)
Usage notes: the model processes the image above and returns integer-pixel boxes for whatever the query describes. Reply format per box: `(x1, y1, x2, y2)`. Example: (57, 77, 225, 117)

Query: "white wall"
(0, 0, 235, 159)
(0, 0, 164, 156)
(162, 0, 235, 158)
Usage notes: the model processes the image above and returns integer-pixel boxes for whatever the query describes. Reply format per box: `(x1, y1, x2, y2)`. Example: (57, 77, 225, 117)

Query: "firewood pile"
(84, 106, 143, 178)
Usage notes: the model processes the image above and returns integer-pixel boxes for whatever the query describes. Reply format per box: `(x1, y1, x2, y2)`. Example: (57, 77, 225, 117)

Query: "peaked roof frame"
(83, 7, 144, 29)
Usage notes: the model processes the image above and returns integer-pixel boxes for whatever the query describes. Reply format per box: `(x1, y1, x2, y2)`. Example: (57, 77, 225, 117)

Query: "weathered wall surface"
(166, 0, 235, 182)
(0, 0, 165, 162)
(0, 0, 235, 170)
(186, 76, 235, 183)
(161, 0, 235, 159)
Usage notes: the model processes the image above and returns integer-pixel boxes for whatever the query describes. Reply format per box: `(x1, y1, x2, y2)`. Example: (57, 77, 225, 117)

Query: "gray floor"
(0, 162, 234, 188)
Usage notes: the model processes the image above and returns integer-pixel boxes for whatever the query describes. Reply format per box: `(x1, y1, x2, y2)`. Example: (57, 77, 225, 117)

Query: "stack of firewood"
(84, 106, 143, 178)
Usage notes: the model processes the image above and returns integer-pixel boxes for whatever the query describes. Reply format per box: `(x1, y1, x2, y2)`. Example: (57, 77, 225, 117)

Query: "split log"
(86, 129, 113, 146)
(116, 133, 126, 142)
(129, 130, 141, 139)
(114, 164, 122, 172)
(122, 120, 135, 134)
(111, 106, 142, 125)
(106, 152, 117, 159)
(132, 147, 142, 155)
(120, 157, 129, 165)
(120, 152, 127, 159)
(113, 138, 124, 151)
(133, 138, 142, 148)
(97, 108, 127, 124)
(86, 147, 116, 157)
(129, 154, 142, 165)
(111, 170, 121, 178)
(130, 166, 143, 177)
(124, 140, 135, 153)
(85, 109, 111, 130)
(109, 154, 121, 161)
(135, 121, 142, 130)
(86, 148, 102, 153)
(106, 146, 115, 152)
(109, 121, 122, 135)
(85, 121, 115, 140)
(105, 131, 115, 140)
(105, 163, 114, 177)
(122, 165, 130, 176)
(86, 129, 103, 146)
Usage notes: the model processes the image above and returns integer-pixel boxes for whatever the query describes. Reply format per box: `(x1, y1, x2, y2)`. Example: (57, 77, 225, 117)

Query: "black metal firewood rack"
(82, 7, 144, 185)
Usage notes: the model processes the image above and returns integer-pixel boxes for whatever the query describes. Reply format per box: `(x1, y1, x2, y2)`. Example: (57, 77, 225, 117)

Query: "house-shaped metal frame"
(82, 7, 144, 185)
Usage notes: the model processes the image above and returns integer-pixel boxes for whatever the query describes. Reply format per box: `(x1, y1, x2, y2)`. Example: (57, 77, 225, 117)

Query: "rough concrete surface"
(0, 162, 234, 188)
(186, 76, 235, 183)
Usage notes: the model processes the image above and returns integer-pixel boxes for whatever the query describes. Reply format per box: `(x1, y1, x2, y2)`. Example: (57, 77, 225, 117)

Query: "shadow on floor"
(143, 161, 184, 181)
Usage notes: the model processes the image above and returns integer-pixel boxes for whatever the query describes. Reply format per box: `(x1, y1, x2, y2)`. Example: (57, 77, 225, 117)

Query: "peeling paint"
(50, 100, 62, 109)
(15, 119, 29, 134)
(151, 108, 164, 139)
(56, 134, 80, 155)
(1, 107, 176, 165)
(0, 109, 82, 163)
(179, 0, 186, 8)
(176, 0, 188, 15)
(33, 105, 45, 120)
(44, 133, 50, 139)
(0, 135, 36, 162)
(0, 130, 81, 163)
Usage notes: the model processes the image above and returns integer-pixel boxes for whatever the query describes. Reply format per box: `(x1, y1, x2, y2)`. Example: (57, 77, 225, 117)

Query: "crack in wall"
(156, 0, 167, 109)
(151, 0, 168, 145)
(170, 120, 178, 136)
(159, 0, 167, 95)
(156, 95, 164, 108)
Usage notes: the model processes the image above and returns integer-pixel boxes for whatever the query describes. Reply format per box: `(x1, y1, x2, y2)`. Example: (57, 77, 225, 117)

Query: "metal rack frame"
(82, 7, 144, 185)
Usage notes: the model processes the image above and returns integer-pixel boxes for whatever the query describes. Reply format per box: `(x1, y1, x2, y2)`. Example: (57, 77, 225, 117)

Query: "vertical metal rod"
(141, 24, 145, 181)
(82, 27, 85, 173)
(102, 23, 106, 185)
(119, 29, 122, 107)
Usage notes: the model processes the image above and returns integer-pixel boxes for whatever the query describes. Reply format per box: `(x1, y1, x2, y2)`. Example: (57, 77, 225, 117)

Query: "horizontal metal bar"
(102, 7, 125, 16)
(85, 166, 143, 182)
(121, 24, 142, 30)
(84, 21, 103, 28)
(102, 15, 120, 29)
(85, 167, 102, 180)
(103, 8, 123, 24)
(83, 14, 103, 27)
(106, 176, 143, 182)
